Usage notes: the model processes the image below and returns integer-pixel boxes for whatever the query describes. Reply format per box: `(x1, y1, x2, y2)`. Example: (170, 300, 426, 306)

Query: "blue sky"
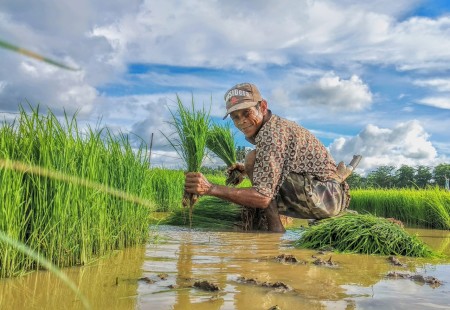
(1, 0, 450, 174)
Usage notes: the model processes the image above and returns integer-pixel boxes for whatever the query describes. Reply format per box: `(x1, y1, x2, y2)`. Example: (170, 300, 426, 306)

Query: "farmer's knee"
(244, 150, 256, 181)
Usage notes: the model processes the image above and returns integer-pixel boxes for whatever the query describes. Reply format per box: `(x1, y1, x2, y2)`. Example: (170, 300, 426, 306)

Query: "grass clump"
(295, 214, 438, 257)
(163, 197, 241, 230)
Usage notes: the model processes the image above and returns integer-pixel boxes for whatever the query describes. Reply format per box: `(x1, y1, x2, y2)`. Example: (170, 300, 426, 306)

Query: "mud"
(193, 280, 220, 291)
(388, 256, 406, 267)
(237, 276, 293, 293)
(386, 272, 442, 287)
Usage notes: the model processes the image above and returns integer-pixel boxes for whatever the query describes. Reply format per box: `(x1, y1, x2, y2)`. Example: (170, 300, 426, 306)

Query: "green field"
(1, 108, 449, 278)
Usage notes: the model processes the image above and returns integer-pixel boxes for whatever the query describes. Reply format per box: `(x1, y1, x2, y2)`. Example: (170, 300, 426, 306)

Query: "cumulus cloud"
(329, 120, 439, 174)
(295, 73, 373, 110)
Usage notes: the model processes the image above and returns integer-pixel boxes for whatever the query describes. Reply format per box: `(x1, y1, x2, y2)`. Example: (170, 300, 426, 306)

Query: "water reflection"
(0, 246, 146, 310)
(1, 226, 449, 309)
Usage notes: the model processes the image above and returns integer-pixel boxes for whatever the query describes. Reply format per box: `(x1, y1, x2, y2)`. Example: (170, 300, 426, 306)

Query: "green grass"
(0, 106, 153, 278)
(163, 197, 242, 230)
(349, 188, 450, 229)
(295, 214, 439, 257)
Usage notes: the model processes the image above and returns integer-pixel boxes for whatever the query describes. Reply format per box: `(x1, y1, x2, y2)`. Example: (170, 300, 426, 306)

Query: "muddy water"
(1, 224, 449, 310)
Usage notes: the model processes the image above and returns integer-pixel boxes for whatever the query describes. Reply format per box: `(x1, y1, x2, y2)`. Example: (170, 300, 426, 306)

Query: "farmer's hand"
(227, 163, 246, 176)
(185, 172, 214, 196)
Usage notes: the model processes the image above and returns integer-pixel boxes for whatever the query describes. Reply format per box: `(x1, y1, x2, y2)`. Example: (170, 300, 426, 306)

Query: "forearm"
(207, 184, 271, 209)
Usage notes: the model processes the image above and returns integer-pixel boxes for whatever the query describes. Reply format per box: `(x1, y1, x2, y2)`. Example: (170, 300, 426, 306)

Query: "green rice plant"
(0, 106, 153, 277)
(163, 197, 241, 230)
(162, 95, 210, 224)
(295, 214, 438, 257)
(0, 39, 78, 71)
(206, 123, 246, 186)
(147, 168, 185, 212)
(206, 123, 237, 166)
(349, 188, 450, 229)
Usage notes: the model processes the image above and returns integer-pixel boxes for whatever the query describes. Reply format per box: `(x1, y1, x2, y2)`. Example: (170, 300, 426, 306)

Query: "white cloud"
(295, 73, 373, 110)
(416, 97, 450, 110)
(329, 120, 439, 174)
(414, 78, 450, 92)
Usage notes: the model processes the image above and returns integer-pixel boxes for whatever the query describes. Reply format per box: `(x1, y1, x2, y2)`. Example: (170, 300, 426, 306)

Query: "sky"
(1, 0, 450, 175)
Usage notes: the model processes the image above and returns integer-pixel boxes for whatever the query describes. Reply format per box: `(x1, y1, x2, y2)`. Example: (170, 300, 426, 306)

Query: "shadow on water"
(1, 224, 449, 309)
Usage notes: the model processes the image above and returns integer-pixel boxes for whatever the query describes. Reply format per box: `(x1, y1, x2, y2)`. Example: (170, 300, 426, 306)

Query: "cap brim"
(223, 101, 259, 120)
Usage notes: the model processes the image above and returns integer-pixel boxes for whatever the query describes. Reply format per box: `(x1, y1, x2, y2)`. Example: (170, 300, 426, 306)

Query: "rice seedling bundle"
(206, 123, 245, 186)
(162, 96, 210, 224)
(295, 214, 438, 257)
(349, 188, 450, 229)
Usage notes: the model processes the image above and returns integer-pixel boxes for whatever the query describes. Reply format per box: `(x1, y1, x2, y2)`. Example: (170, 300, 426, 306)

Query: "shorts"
(276, 172, 350, 220)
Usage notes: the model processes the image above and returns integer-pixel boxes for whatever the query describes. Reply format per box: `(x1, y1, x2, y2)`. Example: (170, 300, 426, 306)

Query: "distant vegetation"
(347, 164, 450, 189)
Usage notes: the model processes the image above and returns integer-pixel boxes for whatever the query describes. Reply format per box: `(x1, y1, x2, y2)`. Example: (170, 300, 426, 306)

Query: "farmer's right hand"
(185, 172, 214, 196)
(227, 163, 246, 176)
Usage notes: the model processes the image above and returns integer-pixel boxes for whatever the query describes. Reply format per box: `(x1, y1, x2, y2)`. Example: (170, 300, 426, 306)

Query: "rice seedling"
(206, 123, 246, 186)
(295, 214, 439, 257)
(0, 106, 153, 277)
(162, 95, 210, 225)
(163, 197, 242, 230)
(147, 168, 185, 212)
(349, 188, 450, 229)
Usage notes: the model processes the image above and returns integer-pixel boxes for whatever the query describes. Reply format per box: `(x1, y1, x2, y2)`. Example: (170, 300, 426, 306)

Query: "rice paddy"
(1, 104, 450, 284)
(349, 188, 450, 229)
(0, 107, 153, 277)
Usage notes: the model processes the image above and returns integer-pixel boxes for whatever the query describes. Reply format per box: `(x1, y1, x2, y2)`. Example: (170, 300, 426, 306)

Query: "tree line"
(347, 163, 450, 189)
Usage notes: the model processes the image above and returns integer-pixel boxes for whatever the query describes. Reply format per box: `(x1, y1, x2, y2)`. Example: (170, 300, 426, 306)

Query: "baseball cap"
(223, 83, 262, 119)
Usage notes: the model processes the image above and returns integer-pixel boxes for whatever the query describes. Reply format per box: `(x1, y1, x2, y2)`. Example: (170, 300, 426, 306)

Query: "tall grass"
(350, 188, 450, 229)
(0, 106, 153, 277)
(162, 95, 210, 223)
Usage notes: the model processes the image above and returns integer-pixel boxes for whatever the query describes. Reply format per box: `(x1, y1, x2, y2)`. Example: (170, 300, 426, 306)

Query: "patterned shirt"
(250, 114, 338, 198)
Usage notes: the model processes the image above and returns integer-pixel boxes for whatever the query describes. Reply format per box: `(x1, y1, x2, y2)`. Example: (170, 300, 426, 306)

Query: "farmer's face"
(230, 105, 264, 138)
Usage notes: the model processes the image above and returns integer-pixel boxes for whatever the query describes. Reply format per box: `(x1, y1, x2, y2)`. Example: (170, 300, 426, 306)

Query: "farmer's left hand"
(185, 172, 213, 196)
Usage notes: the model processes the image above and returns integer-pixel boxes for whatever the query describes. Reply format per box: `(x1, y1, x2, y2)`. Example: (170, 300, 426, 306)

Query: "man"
(185, 83, 359, 232)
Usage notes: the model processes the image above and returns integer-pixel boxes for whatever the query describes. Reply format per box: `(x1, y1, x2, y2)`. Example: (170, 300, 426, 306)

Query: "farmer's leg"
(244, 150, 285, 232)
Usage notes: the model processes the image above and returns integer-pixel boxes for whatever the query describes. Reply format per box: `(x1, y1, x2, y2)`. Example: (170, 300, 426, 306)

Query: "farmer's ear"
(259, 99, 268, 114)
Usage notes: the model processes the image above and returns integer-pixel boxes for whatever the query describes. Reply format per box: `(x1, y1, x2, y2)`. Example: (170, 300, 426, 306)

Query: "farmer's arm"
(184, 172, 271, 209)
